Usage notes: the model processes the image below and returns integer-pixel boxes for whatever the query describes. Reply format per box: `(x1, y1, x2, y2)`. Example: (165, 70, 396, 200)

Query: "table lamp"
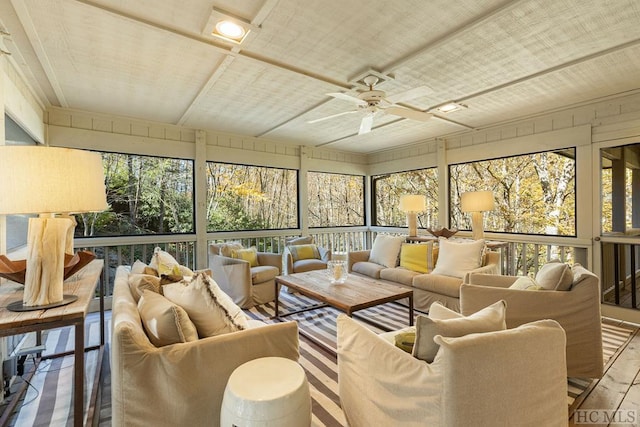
(399, 195, 426, 237)
(460, 191, 494, 240)
(0, 146, 107, 309)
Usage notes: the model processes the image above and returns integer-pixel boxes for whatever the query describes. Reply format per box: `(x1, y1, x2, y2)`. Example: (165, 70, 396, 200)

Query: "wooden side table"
(0, 259, 104, 427)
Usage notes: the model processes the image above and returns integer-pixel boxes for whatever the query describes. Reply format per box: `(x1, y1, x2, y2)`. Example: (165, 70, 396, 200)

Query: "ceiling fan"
(308, 75, 433, 135)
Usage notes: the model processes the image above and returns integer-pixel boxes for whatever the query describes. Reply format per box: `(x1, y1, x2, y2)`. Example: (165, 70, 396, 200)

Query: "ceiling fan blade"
(308, 110, 359, 124)
(385, 85, 431, 104)
(358, 113, 374, 135)
(328, 92, 367, 106)
(385, 106, 433, 122)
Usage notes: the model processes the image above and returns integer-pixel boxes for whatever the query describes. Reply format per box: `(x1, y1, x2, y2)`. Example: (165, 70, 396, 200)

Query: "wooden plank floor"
(569, 318, 640, 427)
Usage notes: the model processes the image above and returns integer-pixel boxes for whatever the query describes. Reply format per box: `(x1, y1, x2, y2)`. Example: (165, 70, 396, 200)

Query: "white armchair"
(461, 262, 604, 378)
(208, 243, 281, 309)
(337, 314, 568, 427)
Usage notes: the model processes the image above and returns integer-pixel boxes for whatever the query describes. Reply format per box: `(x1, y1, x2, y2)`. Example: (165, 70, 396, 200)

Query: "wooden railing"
(76, 228, 590, 300)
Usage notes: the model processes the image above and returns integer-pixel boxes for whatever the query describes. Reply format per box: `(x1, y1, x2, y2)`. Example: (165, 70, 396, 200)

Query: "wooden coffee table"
(274, 270, 414, 327)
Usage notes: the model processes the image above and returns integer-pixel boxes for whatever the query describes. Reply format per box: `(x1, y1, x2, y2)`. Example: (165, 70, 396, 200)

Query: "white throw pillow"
(162, 273, 248, 337)
(431, 238, 485, 278)
(138, 290, 199, 347)
(369, 234, 406, 268)
(412, 300, 507, 363)
(535, 261, 573, 291)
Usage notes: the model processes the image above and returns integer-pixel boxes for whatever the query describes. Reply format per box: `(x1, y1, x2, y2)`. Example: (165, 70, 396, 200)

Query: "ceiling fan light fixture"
(436, 102, 467, 114)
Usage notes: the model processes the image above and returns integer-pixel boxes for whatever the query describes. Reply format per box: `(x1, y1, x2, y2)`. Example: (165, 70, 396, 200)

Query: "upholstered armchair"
(208, 243, 281, 309)
(337, 314, 568, 427)
(461, 262, 603, 378)
(283, 236, 331, 275)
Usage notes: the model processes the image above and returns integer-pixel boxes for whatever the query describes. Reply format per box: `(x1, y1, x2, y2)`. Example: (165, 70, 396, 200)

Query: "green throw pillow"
(289, 244, 321, 262)
(394, 331, 416, 353)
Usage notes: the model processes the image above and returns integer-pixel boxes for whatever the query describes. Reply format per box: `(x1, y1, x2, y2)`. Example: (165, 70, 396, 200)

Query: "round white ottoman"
(220, 357, 311, 427)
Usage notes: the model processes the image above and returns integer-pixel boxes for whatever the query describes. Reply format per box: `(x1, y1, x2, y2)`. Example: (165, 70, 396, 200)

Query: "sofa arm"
(112, 321, 299, 427)
(319, 246, 331, 262)
(348, 250, 370, 271)
(462, 264, 500, 283)
(208, 254, 252, 307)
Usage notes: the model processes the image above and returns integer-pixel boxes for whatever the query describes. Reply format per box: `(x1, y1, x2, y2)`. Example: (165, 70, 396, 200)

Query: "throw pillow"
(289, 244, 321, 262)
(138, 290, 199, 347)
(149, 247, 181, 276)
(231, 247, 259, 267)
(394, 331, 416, 353)
(399, 242, 434, 273)
(128, 273, 162, 303)
(427, 301, 463, 320)
(431, 238, 485, 278)
(535, 261, 573, 291)
(162, 273, 248, 337)
(509, 276, 544, 290)
(369, 234, 405, 268)
(131, 259, 148, 274)
(412, 300, 507, 363)
(218, 241, 244, 257)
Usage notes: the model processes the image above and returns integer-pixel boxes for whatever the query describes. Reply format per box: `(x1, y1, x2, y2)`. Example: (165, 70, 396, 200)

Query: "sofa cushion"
(380, 267, 419, 286)
(131, 259, 149, 274)
(293, 258, 327, 273)
(399, 242, 434, 273)
(352, 261, 385, 279)
(412, 273, 464, 298)
(369, 234, 405, 268)
(289, 244, 321, 261)
(251, 265, 279, 283)
(412, 300, 507, 363)
(232, 247, 259, 267)
(163, 273, 248, 337)
(431, 238, 485, 279)
(128, 273, 162, 303)
(535, 261, 573, 291)
(138, 290, 199, 347)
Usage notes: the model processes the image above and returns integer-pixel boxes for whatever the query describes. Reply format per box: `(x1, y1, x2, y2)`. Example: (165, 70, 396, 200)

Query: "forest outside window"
(207, 162, 298, 231)
(449, 148, 576, 236)
(372, 168, 438, 228)
(601, 143, 640, 234)
(307, 172, 365, 227)
(75, 152, 194, 236)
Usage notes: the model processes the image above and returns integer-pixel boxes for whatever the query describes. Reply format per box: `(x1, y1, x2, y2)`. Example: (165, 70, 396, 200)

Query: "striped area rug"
(3, 297, 636, 427)
(245, 291, 638, 427)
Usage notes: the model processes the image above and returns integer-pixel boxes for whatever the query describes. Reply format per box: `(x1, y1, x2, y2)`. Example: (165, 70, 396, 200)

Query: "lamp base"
(6, 294, 78, 312)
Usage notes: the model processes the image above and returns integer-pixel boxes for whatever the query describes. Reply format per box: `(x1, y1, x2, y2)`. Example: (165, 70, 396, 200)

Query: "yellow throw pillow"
(289, 244, 321, 262)
(399, 243, 433, 273)
(232, 247, 259, 267)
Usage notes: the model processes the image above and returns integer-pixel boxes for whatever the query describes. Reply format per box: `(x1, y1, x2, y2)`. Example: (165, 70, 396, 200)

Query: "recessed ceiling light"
(215, 20, 246, 40)
(204, 7, 259, 45)
(436, 102, 467, 114)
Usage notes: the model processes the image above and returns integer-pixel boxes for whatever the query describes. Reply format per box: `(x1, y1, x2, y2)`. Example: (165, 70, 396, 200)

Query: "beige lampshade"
(0, 146, 108, 215)
(460, 191, 495, 213)
(399, 195, 426, 212)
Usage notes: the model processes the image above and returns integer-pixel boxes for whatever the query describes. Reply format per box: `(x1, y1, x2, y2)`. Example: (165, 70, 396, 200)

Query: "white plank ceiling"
(1, 0, 639, 153)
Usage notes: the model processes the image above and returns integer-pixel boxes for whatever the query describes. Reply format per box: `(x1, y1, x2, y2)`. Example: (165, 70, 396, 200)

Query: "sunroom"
(1, 1, 640, 426)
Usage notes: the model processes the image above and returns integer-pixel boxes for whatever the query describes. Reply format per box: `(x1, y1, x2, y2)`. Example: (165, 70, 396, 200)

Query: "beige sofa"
(337, 315, 568, 427)
(111, 266, 300, 427)
(348, 249, 500, 312)
(461, 263, 604, 378)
